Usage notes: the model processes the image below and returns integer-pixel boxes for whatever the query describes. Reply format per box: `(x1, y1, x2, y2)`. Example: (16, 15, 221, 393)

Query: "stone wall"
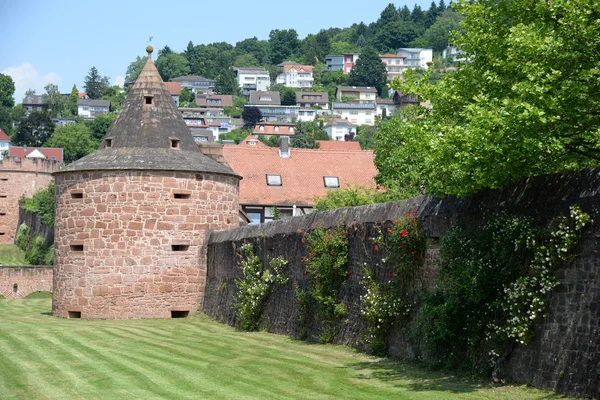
(205, 168, 600, 399)
(0, 267, 53, 299)
(53, 170, 239, 319)
(0, 158, 58, 244)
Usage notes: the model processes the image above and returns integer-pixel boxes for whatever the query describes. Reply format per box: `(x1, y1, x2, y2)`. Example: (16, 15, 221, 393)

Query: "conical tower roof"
(56, 46, 237, 177)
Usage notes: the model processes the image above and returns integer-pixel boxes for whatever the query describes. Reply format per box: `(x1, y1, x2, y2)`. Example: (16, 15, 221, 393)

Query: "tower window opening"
(104, 138, 112, 148)
(144, 95, 154, 105)
(171, 244, 190, 252)
(0, 232, 5, 236)
(170, 138, 181, 149)
(70, 244, 84, 252)
(171, 310, 189, 318)
(71, 191, 83, 199)
(13, 283, 18, 293)
(68, 311, 81, 319)
(174, 193, 191, 199)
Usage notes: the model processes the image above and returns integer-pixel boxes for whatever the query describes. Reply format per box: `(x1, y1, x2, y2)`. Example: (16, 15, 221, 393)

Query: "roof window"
(144, 95, 154, 105)
(266, 174, 282, 186)
(170, 138, 181, 149)
(323, 176, 340, 188)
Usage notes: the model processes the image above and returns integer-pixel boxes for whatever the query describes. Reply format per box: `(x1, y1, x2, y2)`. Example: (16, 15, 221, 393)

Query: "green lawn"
(0, 244, 29, 266)
(0, 298, 571, 400)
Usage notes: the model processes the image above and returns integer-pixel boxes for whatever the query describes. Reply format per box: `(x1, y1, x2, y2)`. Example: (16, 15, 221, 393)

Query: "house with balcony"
(234, 67, 271, 96)
(180, 108, 227, 139)
(379, 54, 407, 81)
(325, 54, 360, 74)
(296, 92, 329, 122)
(331, 103, 377, 126)
(276, 63, 314, 89)
(196, 94, 233, 108)
(222, 138, 377, 224)
(335, 86, 377, 104)
(169, 75, 216, 94)
(395, 48, 433, 69)
(247, 91, 298, 122)
(323, 118, 357, 141)
(77, 99, 110, 119)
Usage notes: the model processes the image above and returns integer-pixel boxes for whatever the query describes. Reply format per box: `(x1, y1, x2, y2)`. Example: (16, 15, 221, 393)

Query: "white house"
(0, 129, 10, 159)
(379, 54, 408, 81)
(395, 48, 433, 69)
(331, 103, 377, 126)
(324, 118, 357, 141)
(234, 67, 271, 95)
(276, 63, 314, 89)
(77, 99, 110, 119)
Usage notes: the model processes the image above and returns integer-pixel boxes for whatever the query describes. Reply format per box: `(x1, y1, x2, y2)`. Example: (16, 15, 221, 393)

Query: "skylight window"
(266, 174, 282, 186)
(323, 176, 340, 188)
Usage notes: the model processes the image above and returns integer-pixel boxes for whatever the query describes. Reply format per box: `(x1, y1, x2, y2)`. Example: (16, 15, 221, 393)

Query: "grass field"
(0, 298, 570, 400)
(0, 244, 29, 266)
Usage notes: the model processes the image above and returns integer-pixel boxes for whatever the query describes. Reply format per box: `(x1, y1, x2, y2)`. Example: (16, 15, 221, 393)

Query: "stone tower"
(52, 47, 240, 319)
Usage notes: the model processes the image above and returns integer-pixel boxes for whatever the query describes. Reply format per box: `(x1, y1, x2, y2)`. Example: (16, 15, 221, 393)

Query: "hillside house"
(276, 63, 314, 88)
(336, 86, 377, 104)
(323, 118, 357, 141)
(234, 67, 271, 95)
(77, 99, 110, 119)
(331, 103, 377, 126)
(170, 75, 215, 93)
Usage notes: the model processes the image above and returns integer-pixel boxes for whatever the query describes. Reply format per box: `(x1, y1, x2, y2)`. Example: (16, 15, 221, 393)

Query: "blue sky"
(0, 0, 435, 100)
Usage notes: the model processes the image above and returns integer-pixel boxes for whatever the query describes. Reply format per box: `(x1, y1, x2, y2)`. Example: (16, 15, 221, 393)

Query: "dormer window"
(324, 176, 340, 188)
(170, 138, 181, 149)
(274, 125, 280, 132)
(104, 138, 113, 148)
(259, 125, 265, 131)
(144, 95, 154, 105)
(249, 140, 256, 146)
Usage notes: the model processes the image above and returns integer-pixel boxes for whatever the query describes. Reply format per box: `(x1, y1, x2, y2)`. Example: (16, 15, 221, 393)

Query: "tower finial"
(146, 45, 154, 58)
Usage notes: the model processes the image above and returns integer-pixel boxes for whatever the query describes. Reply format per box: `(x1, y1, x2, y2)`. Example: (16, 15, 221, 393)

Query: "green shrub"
(15, 224, 31, 251)
(21, 184, 55, 227)
(234, 243, 288, 331)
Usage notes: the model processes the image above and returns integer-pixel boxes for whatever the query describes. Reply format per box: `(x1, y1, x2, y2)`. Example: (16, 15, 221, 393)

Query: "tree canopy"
(347, 46, 388, 95)
(45, 123, 98, 163)
(0, 73, 15, 134)
(13, 111, 55, 147)
(156, 53, 190, 82)
(376, 0, 600, 197)
(242, 106, 262, 129)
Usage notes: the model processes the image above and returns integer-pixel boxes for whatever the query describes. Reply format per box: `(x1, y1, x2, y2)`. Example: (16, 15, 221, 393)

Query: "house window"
(323, 176, 340, 188)
(266, 174, 282, 186)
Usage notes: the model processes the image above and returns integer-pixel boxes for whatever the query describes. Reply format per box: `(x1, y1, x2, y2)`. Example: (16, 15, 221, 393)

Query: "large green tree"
(45, 123, 98, 163)
(214, 69, 239, 96)
(85, 112, 116, 141)
(268, 29, 300, 65)
(13, 111, 55, 147)
(125, 56, 146, 83)
(290, 121, 315, 149)
(84, 67, 110, 99)
(242, 106, 262, 129)
(376, 0, 600, 197)
(156, 53, 191, 82)
(42, 83, 66, 117)
(347, 46, 388, 95)
(0, 73, 15, 133)
(410, 9, 463, 52)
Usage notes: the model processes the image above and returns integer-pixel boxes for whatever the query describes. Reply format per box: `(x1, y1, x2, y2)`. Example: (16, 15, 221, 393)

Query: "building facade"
(331, 103, 377, 126)
(170, 75, 216, 93)
(275, 63, 314, 88)
(234, 67, 271, 95)
(77, 99, 110, 119)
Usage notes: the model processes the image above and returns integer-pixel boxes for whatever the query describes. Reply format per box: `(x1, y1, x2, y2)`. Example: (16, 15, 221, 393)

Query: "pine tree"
(215, 69, 239, 95)
(347, 46, 388, 96)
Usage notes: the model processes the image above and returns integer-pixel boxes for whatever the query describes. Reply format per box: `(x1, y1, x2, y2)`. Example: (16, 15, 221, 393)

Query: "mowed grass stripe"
(0, 299, 573, 400)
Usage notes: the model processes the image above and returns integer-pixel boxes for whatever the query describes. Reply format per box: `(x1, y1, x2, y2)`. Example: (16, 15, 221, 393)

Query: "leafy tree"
(184, 41, 200, 75)
(269, 29, 300, 65)
(42, 83, 66, 117)
(24, 89, 36, 96)
(219, 128, 250, 144)
(242, 106, 262, 129)
(85, 112, 116, 141)
(125, 56, 146, 83)
(235, 37, 270, 65)
(355, 125, 377, 150)
(13, 111, 55, 146)
(347, 46, 388, 95)
(233, 54, 259, 68)
(371, 20, 422, 51)
(158, 45, 173, 58)
(377, 0, 600, 197)
(290, 121, 315, 148)
(329, 41, 358, 55)
(398, 5, 411, 20)
(156, 53, 191, 82)
(84, 67, 110, 99)
(215, 69, 239, 96)
(410, 9, 463, 52)
(301, 31, 331, 65)
(424, 1, 439, 29)
(258, 135, 280, 147)
(270, 84, 296, 106)
(66, 85, 79, 116)
(101, 86, 125, 111)
(45, 123, 98, 163)
(0, 73, 15, 108)
(377, 3, 400, 27)
(0, 73, 15, 134)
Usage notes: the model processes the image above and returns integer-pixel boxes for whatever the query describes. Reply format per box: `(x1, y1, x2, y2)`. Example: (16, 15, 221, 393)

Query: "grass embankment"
(0, 244, 29, 266)
(0, 298, 571, 400)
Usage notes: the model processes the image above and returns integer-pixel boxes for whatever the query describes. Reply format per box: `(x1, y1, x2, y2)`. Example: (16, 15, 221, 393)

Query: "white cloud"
(1, 63, 62, 101)
(112, 75, 125, 88)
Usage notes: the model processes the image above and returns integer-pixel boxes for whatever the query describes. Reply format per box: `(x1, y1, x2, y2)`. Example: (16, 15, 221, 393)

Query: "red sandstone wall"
(0, 267, 53, 299)
(52, 170, 239, 319)
(0, 158, 59, 244)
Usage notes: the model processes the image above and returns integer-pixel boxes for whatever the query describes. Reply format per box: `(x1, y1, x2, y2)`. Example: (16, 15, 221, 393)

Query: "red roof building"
(222, 143, 377, 224)
(9, 146, 64, 163)
(252, 121, 295, 136)
(316, 140, 362, 151)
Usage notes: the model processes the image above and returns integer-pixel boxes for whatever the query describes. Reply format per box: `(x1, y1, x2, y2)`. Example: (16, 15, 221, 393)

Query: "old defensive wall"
(205, 167, 600, 399)
(0, 167, 598, 397)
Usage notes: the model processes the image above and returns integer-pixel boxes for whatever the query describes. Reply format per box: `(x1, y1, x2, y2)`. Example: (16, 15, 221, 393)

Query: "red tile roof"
(9, 146, 63, 163)
(0, 128, 10, 141)
(222, 146, 378, 206)
(316, 140, 362, 151)
(164, 82, 182, 95)
(253, 122, 296, 136)
(379, 53, 406, 58)
(240, 135, 269, 147)
(281, 64, 314, 73)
